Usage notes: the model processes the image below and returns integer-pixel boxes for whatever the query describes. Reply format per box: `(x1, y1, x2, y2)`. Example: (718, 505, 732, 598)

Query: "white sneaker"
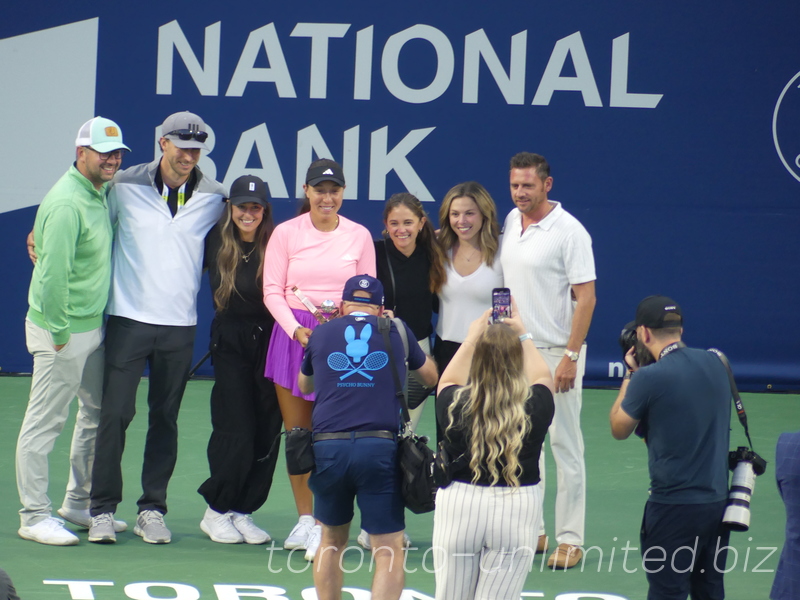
(230, 512, 271, 544)
(304, 525, 322, 561)
(58, 507, 127, 532)
(284, 515, 315, 550)
(18, 517, 79, 546)
(356, 528, 412, 550)
(357, 528, 371, 550)
(200, 507, 243, 544)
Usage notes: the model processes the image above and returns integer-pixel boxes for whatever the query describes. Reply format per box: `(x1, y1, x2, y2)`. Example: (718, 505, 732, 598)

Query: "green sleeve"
(37, 205, 80, 345)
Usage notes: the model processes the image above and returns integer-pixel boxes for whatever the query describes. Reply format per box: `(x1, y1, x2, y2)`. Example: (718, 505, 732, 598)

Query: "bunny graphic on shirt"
(344, 323, 371, 363)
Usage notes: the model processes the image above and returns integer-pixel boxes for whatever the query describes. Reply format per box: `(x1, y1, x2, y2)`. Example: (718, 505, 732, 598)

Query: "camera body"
(728, 446, 767, 475)
(722, 446, 767, 531)
(619, 321, 638, 357)
(619, 321, 656, 367)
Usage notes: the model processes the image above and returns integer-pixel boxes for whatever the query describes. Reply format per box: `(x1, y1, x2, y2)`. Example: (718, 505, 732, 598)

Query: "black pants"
(640, 500, 730, 600)
(197, 316, 282, 514)
(90, 316, 196, 516)
(433, 336, 462, 444)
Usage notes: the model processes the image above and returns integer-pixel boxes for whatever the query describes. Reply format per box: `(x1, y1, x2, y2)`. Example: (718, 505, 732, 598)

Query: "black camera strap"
(378, 316, 412, 428)
(707, 348, 756, 453)
(381, 237, 398, 313)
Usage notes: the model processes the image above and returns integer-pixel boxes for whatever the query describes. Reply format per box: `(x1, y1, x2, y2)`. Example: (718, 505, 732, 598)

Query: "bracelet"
(623, 369, 633, 381)
(519, 333, 533, 342)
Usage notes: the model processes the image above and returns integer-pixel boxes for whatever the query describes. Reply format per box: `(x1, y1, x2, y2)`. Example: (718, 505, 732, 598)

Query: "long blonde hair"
(445, 325, 531, 486)
(437, 181, 500, 267)
(213, 202, 274, 311)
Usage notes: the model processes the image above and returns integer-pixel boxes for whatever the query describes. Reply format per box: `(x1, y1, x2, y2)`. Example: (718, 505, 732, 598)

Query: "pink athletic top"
(263, 213, 376, 337)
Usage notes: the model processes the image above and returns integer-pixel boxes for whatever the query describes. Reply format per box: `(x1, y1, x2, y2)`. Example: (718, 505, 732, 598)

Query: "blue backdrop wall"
(1, 1, 798, 390)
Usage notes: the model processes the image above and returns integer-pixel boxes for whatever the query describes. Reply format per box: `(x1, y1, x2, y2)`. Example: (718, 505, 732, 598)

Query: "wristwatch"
(564, 349, 580, 362)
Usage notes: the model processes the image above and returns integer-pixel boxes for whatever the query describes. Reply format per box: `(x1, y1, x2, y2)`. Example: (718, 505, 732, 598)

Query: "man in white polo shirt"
(500, 152, 596, 569)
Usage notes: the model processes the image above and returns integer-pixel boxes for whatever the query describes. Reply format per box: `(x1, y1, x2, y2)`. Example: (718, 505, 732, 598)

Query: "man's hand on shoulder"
(27, 230, 37, 265)
(554, 355, 577, 393)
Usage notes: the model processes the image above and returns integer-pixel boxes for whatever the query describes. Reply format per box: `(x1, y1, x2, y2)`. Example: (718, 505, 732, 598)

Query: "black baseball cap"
(228, 175, 268, 208)
(635, 295, 683, 329)
(306, 163, 345, 187)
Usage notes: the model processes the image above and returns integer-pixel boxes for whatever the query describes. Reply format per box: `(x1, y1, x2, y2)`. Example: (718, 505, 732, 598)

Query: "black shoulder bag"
(378, 317, 437, 514)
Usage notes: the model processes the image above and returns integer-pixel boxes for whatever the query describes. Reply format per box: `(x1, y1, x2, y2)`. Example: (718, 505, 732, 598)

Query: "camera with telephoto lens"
(722, 446, 767, 531)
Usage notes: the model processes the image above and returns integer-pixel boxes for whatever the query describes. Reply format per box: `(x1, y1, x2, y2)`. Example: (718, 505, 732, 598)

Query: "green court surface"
(0, 376, 793, 600)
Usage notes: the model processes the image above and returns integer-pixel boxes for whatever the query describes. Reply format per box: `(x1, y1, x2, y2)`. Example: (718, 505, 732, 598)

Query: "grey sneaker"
(134, 510, 171, 544)
(88, 513, 117, 544)
(59, 507, 127, 533)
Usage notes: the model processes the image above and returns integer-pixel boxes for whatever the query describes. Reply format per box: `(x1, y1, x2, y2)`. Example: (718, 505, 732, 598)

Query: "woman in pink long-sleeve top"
(262, 158, 375, 556)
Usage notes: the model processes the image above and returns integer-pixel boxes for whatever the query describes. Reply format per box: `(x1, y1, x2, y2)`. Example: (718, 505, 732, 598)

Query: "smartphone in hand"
(492, 287, 511, 324)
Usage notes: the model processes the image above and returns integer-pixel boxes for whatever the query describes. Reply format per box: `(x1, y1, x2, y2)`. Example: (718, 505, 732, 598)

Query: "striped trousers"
(432, 480, 542, 600)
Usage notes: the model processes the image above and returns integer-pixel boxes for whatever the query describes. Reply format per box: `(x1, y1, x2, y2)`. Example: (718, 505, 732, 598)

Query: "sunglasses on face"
(165, 129, 209, 143)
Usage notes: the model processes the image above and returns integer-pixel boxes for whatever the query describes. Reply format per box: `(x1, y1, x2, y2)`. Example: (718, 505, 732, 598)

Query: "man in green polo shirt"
(16, 117, 130, 546)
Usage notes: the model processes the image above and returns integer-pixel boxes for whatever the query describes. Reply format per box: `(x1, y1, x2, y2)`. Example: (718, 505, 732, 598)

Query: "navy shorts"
(640, 500, 729, 600)
(309, 436, 404, 534)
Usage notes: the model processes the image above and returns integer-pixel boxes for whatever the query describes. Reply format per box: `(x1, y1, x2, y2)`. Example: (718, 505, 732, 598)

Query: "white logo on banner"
(773, 70, 800, 184)
(0, 18, 99, 214)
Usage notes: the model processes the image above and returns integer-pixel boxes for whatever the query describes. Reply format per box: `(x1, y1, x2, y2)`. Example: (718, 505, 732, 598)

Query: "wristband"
(519, 333, 533, 342)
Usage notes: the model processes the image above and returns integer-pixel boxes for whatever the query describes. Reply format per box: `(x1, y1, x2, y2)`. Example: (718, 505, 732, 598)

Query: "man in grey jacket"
(88, 111, 226, 545)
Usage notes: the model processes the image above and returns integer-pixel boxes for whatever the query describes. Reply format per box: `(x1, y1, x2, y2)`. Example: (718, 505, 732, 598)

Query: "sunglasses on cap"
(165, 129, 209, 143)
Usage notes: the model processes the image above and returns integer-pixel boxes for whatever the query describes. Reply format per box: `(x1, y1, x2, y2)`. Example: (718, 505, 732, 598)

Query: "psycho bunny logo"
(773, 70, 800, 183)
(326, 323, 388, 380)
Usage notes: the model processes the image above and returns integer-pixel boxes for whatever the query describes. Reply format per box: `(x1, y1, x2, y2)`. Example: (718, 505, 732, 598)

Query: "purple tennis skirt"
(265, 308, 319, 401)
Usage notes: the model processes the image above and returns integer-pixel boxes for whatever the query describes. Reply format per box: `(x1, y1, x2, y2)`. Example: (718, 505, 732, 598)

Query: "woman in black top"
(374, 193, 445, 425)
(197, 175, 282, 545)
(433, 305, 555, 600)
(375, 193, 445, 342)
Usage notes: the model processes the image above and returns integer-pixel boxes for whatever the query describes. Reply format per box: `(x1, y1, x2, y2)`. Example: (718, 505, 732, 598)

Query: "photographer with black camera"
(610, 296, 732, 600)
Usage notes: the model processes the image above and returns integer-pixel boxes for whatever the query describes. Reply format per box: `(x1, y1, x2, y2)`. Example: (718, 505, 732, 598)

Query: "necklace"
(460, 244, 480, 262)
(241, 245, 256, 263)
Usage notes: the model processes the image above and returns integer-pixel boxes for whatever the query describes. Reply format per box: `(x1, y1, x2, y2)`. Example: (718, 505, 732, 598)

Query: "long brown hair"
(213, 202, 274, 311)
(446, 324, 532, 486)
(437, 181, 500, 267)
(383, 193, 446, 294)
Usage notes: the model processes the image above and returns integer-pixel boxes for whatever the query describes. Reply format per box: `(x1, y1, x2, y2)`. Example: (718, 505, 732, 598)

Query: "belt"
(313, 430, 395, 441)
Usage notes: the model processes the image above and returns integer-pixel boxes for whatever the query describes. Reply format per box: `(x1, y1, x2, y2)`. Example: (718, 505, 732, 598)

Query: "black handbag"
(378, 317, 437, 514)
(433, 440, 454, 488)
(284, 427, 314, 475)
